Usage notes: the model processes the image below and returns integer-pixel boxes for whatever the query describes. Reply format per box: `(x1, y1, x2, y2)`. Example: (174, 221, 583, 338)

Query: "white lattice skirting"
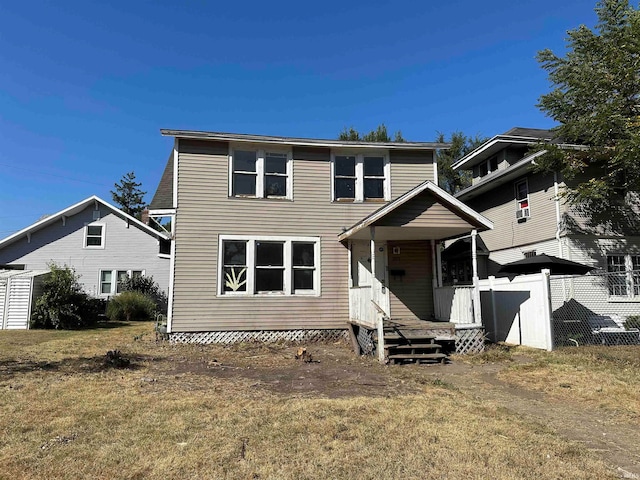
(170, 329, 348, 345)
(455, 326, 485, 354)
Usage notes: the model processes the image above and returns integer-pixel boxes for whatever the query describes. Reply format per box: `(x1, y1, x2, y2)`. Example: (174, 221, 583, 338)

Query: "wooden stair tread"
(388, 343, 442, 350)
(379, 334, 437, 341)
(388, 353, 447, 360)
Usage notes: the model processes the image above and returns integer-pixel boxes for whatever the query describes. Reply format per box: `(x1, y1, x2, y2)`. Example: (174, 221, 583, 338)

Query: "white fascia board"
(0, 195, 169, 250)
(161, 129, 450, 151)
(452, 135, 549, 171)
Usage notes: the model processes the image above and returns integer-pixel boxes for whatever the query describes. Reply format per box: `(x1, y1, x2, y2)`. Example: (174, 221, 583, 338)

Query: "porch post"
(371, 227, 385, 363)
(471, 229, 482, 325)
(436, 240, 443, 288)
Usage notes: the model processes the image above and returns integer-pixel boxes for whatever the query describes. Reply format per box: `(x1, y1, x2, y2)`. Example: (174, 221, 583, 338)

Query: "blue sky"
(0, 0, 598, 236)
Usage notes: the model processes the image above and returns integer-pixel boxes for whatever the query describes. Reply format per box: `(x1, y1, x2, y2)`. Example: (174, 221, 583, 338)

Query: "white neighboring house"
(0, 196, 171, 297)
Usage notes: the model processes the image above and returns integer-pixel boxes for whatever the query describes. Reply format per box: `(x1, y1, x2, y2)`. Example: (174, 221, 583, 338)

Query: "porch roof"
(338, 181, 493, 242)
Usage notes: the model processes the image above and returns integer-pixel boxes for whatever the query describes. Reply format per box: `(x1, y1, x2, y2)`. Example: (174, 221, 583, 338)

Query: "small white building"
(0, 270, 50, 330)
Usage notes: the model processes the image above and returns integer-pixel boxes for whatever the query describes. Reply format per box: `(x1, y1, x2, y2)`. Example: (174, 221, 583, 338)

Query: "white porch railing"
(349, 286, 375, 329)
(434, 286, 475, 324)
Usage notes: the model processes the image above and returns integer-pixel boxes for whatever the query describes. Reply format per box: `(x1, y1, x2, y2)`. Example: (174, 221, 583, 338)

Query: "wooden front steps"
(379, 318, 454, 365)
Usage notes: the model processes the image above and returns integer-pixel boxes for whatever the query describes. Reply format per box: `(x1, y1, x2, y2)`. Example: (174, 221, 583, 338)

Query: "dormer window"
(478, 156, 499, 177)
(229, 148, 292, 200)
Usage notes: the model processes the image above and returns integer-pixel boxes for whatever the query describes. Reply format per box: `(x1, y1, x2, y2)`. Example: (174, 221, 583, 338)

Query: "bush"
(119, 274, 168, 314)
(625, 316, 640, 331)
(106, 291, 156, 322)
(31, 264, 101, 329)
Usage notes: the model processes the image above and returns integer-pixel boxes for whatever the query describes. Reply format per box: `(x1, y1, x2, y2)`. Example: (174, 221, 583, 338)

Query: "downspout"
(553, 171, 563, 259)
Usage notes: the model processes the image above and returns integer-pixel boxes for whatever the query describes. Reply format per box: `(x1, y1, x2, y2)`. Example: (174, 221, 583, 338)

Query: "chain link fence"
(550, 271, 640, 347)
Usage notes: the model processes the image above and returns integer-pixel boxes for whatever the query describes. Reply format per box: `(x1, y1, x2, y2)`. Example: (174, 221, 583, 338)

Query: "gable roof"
(0, 196, 169, 250)
(161, 129, 450, 151)
(455, 150, 546, 201)
(338, 181, 493, 242)
(149, 151, 174, 211)
(452, 127, 555, 171)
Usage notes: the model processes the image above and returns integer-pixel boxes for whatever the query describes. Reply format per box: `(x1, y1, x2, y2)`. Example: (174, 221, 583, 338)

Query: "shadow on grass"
(0, 352, 165, 380)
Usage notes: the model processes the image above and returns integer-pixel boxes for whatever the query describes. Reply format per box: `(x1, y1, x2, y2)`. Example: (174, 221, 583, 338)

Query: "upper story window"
(332, 152, 390, 202)
(219, 236, 319, 296)
(229, 148, 292, 199)
(84, 223, 105, 249)
(607, 254, 640, 299)
(475, 155, 499, 178)
(515, 179, 530, 221)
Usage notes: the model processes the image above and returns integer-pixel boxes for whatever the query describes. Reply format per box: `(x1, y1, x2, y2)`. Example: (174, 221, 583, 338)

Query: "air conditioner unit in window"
(516, 208, 530, 220)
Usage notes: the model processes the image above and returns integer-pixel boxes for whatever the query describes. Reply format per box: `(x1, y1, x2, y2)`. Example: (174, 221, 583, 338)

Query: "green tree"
(535, 0, 640, 213)
(111, 171, 147, 219)
(338, 124, 405, 142)
(435, 132, 487, 194)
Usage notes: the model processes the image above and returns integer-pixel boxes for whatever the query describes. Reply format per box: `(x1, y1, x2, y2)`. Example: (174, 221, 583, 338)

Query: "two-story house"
(449, 127, 640, 302)
(148, 130, 493, 346)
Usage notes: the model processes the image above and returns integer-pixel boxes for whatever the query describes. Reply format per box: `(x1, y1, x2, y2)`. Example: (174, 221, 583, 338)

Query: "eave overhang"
(338, 181, 493, 242)
(161, 129, 450, 151)
(0, 196, 170, 250)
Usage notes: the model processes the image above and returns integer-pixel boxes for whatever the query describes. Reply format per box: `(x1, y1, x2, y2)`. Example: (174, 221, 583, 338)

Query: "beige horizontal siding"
(390, 150, 435, 199)
(172, 143, 439, 332)
(374, 193, 474, 229)
(466, 171, 559, 252)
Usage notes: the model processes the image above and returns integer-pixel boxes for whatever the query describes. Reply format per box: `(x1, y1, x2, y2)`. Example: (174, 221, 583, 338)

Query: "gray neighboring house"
(0, 196, 171, 297)
(448, 127, 640, 298)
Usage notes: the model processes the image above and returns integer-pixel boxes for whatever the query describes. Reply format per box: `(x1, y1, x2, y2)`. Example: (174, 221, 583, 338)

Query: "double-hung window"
(606, 254, 640, 299)
(230, 148, 292, 199)
(219, 236, 319, 296)
(84, 223, 105, 248)
(332, 152, 389, 202)
(99, 269, 144, 295)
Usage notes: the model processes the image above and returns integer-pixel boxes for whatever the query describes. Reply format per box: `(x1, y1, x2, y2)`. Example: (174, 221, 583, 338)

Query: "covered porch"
(338, 181, 493, 363)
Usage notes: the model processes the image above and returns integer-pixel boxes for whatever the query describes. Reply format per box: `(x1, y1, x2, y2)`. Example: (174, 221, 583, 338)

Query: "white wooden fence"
(434, 286, 475, 324)
(349, 286, 375, 329)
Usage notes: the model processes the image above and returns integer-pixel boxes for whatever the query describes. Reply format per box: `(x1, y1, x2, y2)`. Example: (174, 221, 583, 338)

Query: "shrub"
(625, 316, 640, 331)
(31, 264, 101, 329)
(106, 291, 156, 322)
(119, 274, 168, 314)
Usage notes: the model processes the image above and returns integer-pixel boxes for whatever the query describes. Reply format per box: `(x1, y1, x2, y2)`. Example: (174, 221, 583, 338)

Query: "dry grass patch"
(497, 345, 640, 422)
(0, 323, 619, 479)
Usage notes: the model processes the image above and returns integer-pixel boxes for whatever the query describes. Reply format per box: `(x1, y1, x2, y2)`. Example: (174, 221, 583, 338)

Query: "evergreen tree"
(111, 172, 147, 219)
(338, 124, 405, 142)
(435, 132, 487, 194)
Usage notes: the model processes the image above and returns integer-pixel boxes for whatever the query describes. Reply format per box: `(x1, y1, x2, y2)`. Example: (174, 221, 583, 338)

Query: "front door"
(387, 240, 433, 320)
(351, 240, 389, 316)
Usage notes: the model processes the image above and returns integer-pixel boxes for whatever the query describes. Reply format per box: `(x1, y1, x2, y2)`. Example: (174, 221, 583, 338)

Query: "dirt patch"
(167, 342, 421, 398)
(164, 341, 640, 477)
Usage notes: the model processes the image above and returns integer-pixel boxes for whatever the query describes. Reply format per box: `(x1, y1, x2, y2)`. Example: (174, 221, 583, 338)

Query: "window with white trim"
(230, 148, 292, 199)
(606, 254, 640, 299)
(219, 236, 319, 296)
(99, 269, 144, 295)
(515, 179, 530, 221)
(332, 152, 390, 202)
(84, 223, 105, 248)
